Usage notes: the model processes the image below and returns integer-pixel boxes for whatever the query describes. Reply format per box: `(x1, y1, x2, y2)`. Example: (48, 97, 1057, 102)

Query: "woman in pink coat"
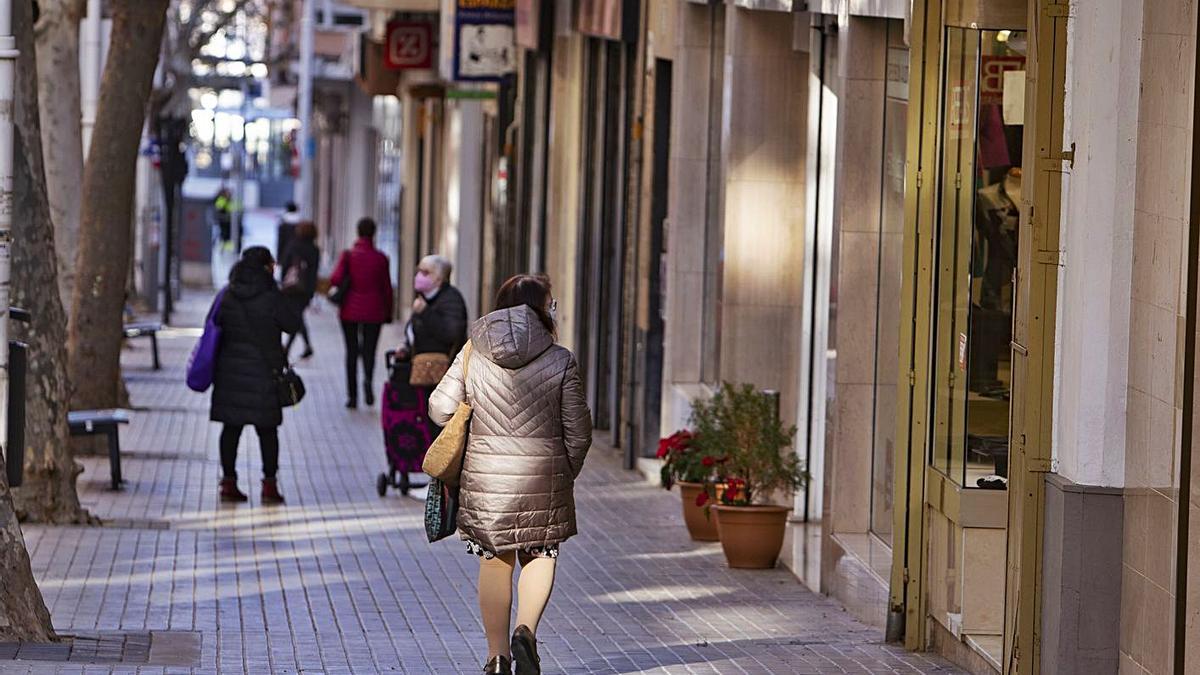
(329, 218, 394, 408)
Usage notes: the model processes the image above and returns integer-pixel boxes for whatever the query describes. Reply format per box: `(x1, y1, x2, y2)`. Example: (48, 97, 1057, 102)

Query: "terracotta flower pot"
(677, 481, 719, 541)
(711, 504, 791, 569)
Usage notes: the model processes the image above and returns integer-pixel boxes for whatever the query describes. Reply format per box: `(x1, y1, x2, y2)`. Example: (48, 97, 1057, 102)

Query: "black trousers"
(285, 317, 310, 355)
(341, 321, 382, 401)
(220, 424, 279, 479)
(285, 296, 312, 356)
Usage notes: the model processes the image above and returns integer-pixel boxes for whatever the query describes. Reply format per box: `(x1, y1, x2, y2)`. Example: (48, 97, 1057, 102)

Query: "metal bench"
(123, 321, 162, 370)
(68, 409, 131, 490)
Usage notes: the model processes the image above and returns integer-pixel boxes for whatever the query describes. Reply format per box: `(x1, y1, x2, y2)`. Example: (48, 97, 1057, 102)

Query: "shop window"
(930, 27, 1025, 489)
(869, 23, 909, 543)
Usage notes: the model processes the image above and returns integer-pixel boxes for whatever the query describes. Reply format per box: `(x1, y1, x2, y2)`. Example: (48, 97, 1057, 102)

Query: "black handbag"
(424, 477, 460, 542)
(328, 251, 351, 306)
(275, 365, 306, 408)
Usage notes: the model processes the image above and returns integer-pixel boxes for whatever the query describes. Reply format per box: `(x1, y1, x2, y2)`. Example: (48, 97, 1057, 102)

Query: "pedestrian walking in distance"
(210, 246, 301, 505)
(330, 217, 394, 408)
(280, 220, 319, 359)
(429, 274, 592, 675)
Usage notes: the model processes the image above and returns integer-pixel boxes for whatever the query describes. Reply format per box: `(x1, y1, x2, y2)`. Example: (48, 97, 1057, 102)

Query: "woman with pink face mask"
(403, 254, 469, 363)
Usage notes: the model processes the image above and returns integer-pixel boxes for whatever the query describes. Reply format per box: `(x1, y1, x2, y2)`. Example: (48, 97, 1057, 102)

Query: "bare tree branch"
(188, 0, 254, 59)
(181, 0, 221, 40)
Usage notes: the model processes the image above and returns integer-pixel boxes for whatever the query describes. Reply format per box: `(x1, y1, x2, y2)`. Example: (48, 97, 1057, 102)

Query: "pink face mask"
(414, 271, 437, 294)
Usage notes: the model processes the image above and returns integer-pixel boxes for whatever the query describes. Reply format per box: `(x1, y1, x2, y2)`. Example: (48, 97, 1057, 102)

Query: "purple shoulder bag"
(186, 288, 227, 392)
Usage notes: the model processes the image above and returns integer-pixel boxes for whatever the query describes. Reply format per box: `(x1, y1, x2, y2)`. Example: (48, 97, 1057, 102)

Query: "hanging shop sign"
(386, 21, 435, 69)
(576, 0, 637, 41)
(443, 0, 517, 82)
(357, 35, 402, 95)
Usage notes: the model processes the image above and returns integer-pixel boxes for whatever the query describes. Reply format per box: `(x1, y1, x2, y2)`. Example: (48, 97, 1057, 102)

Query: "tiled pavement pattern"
(5, 291, 961, 674)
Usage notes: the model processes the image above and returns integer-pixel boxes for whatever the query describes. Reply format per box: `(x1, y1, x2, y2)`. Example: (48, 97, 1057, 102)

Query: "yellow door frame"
(1002, 1, 1069, 673)
(890, 0, 1069, 667)
(890, 0, 942, 652)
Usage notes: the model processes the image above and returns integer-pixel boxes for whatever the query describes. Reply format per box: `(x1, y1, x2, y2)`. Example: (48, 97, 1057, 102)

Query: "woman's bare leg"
(515, 553, 557, 634)
(479, 552, 517, 658)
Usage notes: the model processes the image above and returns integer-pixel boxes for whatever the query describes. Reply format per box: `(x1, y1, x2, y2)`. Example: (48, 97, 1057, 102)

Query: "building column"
(660, 1, 724, 434)
(543, 31, 585, 353)
(1044, 1, 1168, 671)
(438, 99, 484, 319)
(716, 6, 808, 426)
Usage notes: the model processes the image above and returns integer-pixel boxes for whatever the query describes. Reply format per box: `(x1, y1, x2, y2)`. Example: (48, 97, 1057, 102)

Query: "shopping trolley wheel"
(399, 471, 411, 496)
(376, 472, 389, 497)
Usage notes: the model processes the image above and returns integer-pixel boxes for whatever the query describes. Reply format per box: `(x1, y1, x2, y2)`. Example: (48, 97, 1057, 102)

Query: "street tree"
(13, 0, 91, 524)
(0, 0, 65, 642)
(67, 0, 170, 412)
(0, 477, 53, 641)
(33, 0, 86, 313)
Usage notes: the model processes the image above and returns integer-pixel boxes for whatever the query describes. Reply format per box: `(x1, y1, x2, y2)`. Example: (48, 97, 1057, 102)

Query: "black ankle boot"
(483, 655, 511, 674)
(510, 625, 540, 675)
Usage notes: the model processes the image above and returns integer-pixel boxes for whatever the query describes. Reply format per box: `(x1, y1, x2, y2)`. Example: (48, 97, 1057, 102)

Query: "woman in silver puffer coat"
(430, 274, 592, 675)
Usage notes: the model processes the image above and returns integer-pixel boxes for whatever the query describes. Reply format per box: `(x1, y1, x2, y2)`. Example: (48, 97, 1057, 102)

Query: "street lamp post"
(296, 0, 315, 218)
(0, 0, 16, 455)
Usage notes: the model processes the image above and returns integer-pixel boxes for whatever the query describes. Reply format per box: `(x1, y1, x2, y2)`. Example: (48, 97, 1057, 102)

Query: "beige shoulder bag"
(422, 342, 473, 486)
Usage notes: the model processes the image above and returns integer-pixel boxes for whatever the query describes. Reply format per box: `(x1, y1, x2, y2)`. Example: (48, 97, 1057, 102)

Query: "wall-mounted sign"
(445, 0, 517, 81)
(576, 0, 636, 41)
(385, 21, 434, 69)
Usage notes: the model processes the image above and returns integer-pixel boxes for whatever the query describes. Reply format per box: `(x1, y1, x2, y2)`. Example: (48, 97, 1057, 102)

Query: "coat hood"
(229, 265, 276, 300)
(469, 305, 554, 369)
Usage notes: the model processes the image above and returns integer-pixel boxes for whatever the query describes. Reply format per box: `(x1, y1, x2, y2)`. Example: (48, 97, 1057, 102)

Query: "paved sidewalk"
(5, 291, 959, 674)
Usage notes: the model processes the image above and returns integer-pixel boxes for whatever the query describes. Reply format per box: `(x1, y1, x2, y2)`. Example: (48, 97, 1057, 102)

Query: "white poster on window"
(1003, 70, 1026, 125)
(457, 24, 516, 78)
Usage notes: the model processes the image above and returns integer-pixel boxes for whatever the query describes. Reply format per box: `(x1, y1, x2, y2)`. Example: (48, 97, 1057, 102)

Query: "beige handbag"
(410, 352, 452, 387)
(421, 342, 473, 486)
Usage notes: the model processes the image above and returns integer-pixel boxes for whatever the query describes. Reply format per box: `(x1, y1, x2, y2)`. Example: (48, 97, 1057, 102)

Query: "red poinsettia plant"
(658, 430, 726, 490)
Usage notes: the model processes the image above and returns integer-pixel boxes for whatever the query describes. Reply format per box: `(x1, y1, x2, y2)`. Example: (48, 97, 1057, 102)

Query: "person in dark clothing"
(210, 246, 301, 504)
(398, 254, 469, 445)
(330, 217, 394, 409)
(280, 221, 320, 359)
(276, 200, 301, 262)
(406, 254, 469, 359)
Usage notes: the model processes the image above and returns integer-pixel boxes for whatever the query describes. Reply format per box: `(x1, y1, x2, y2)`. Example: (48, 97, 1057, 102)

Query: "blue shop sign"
(453, 0, 516, 81)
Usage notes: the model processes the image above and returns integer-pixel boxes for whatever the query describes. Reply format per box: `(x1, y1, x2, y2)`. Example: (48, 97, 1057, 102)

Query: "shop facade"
(358, 1, 1200, 672)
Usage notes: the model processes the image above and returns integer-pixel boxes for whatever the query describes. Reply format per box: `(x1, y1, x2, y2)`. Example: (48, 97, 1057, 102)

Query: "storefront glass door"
(931, 28, 1025, 489)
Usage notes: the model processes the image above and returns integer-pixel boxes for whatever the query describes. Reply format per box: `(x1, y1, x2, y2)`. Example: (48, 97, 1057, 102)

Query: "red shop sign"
(386, 22, 434, 70)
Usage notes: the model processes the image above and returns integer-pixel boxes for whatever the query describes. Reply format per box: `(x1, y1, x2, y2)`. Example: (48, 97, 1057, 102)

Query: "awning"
(341, 0, 439, 11)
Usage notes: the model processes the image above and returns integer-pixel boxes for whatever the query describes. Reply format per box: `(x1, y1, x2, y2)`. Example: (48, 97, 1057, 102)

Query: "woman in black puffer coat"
(211, 247, 301, 504)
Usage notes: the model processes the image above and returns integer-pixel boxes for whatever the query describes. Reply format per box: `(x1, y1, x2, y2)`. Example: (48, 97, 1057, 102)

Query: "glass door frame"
(890, 2, 1065, 671)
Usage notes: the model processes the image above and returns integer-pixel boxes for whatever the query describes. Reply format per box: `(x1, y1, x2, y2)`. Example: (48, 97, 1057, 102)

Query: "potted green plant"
(692, 383, 806, 569)
(658, 430, 725, 541)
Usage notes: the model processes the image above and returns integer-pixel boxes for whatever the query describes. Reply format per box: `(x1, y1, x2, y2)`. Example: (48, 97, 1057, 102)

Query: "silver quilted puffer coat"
(429, 304, 592, 554)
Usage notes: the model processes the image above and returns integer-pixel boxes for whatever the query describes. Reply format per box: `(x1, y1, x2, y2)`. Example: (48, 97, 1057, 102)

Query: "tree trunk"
(68, 0, 169, 411)
(0, 0, 63, 645)
(12, 0, 91, 524)
(0, 478, 53, 641)
(33, 0, 86, 316)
